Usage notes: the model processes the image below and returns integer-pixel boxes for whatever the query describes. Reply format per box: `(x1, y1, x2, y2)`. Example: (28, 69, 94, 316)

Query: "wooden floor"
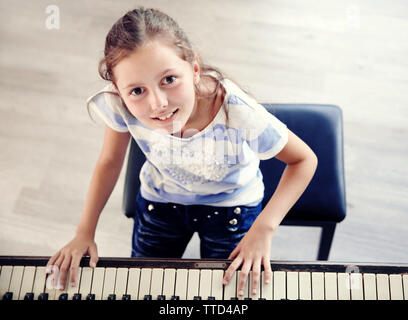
(0, 0, 407, 264)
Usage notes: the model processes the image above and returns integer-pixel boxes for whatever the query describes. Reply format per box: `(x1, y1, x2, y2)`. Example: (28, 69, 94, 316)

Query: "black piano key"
(59, 293, 68, 300)
(258, 297, 266, 300)
(207, 296, 216, 300)
(24, 292, 34, 301)
(230, 297, 238, 300)
(244, 297, 252, 300)
(86, 293, 95, 301)
(171, 295, 180, 300)
(193, 296, 202, 300)
(3, 292, 13, 300)
(144, 294, 152, 300)
(122, 294, 131, 300)
(107, 294, 116, 300)
(157, 295, 166, 300)
(38, 293, 49, 300)
(73, 293, 82, 300)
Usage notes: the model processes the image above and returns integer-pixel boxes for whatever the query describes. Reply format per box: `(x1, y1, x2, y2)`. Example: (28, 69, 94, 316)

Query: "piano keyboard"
(1, 256, 407, 300)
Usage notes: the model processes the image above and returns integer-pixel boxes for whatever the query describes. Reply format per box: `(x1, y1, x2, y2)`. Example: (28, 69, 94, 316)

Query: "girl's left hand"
(222, 220, 274, 297)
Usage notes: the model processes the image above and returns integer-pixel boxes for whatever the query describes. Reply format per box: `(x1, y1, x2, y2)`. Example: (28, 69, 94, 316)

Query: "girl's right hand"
(45, 235, 98, 290)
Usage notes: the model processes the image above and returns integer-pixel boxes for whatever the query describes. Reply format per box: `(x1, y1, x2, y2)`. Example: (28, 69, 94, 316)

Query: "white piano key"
(199, 269, 212, 299)
(311, 272, 324, 300)
(187, 269, 200, 300)
(174, 269, 188, 300)
(138, 268, 152, 300)
(403, 275, 408, 300)
(150, 268, 164, 300)
(363, 273, 377, 300)
(79, 267, 93, 298)
(287, 272, 299, 300)
(389, 274, 403, 300)
(115, 268, 128, 299)
(376, 274, 390, 300)
(211, 270, 224, 300)
(237, 271, 249, 300)
(350, 273, 363, 300)
(324, 272, 337, 300)
(260, 270, 272, 300)
(0, 266, 13, 298)
(162, 268, 176, 300)
(337, 273, 350, 300)
(248, 271, 260, 300)
(299, 272, 311, 300)
(127, 268, 141, 300)
(45, 272, 58, 300)
(224, 271, 237, 300)
(90, 267, 105, 300)
(66, 268, 81, 299)
(19, 266, 36, 300)
(102, 268, 117, 300)
(8, 266, 24, 300)
(32, 267, 47, 300)
(273, 271, 286, 300)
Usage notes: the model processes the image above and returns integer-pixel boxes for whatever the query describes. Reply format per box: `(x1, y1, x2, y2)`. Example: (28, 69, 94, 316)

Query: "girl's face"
(113, 40, 200, 135)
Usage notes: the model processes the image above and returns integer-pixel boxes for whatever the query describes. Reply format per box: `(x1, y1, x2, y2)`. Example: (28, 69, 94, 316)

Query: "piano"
(0, 256, 407, 300)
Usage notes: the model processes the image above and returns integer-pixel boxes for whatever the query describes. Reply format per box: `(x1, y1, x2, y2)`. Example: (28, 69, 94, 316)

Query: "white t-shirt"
(87, 78, 288, 206)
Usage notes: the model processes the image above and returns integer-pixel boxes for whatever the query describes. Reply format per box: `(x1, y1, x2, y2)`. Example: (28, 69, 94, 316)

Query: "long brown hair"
(98, 7, 230, 123)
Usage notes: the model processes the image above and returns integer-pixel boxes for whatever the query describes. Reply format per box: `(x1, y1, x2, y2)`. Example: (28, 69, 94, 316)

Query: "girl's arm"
(46, 126, 131, 289)
(223, 129, 318, 297)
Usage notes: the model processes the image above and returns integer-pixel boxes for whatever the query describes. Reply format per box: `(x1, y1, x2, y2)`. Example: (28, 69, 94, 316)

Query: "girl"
(46, 7, 317, 298)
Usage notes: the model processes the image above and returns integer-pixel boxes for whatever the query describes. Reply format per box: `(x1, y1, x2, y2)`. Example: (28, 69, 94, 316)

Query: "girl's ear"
(111, 81, 121, 95)
(193, 54, 201, 84)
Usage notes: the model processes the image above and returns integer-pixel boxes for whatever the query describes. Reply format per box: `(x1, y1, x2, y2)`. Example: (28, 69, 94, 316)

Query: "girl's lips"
(153, 108, 179, 122)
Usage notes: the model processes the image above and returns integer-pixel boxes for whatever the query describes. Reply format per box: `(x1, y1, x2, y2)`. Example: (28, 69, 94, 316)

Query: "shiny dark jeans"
(131, 192, 263, 259)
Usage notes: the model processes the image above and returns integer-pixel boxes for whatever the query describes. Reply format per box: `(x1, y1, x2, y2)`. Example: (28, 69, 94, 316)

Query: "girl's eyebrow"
(122, 68, 177, 90)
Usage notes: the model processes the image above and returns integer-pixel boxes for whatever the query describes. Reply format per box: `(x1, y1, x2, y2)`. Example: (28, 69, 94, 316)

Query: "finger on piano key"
(199, 269, 212, 300)
(114, 268, 128, 300)
(389, 274, 403, 300)
(260, 270, 272, 300)
(90, 267, 105, 300)
(248, 271, 260, 300)
(187, 269, 200, 300)
(45, 271, 58, 300)
(162, 268, 176, 300)
(0, 265, 13, 300)
(223, 271, 237, 300)
(299, 272, 311, 300)
(286, 272, 299, 300)
(150, 268, 164, 300)
(363, 273, 377, 300)
(350, 273, 363, 300)
(102, 267, 117, 300)
(138, 268, 152, 300)
(324, 272, 337, 300)
(237, 271, 249, 300)
(127, 268, 141, 300)
(19, 266, 36, 300)
(376, 274, 390, 300)
(337, 273, 350, 300)
(78, 267, 93, 300)
(67, 268, 82, 300)
(211, 269, 223, 300)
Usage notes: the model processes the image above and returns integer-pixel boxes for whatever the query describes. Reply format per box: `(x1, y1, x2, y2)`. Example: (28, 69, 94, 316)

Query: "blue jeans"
(131, 192, 263, 259)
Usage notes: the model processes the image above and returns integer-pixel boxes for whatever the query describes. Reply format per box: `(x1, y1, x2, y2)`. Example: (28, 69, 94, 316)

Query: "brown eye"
(162, 76, 176, 85)
(131, 87, 144, 96)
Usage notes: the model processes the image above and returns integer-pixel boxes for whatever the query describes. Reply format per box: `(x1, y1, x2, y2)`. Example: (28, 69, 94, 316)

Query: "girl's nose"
(149, 88, 168, 111)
